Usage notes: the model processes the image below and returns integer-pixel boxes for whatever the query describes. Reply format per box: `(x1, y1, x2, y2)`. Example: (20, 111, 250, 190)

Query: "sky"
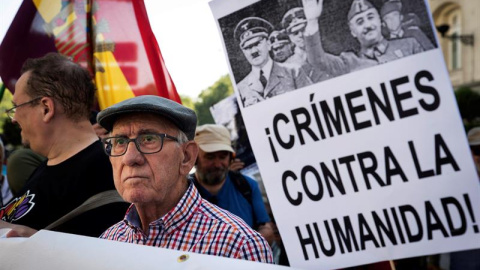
(0, 0, 229, 99)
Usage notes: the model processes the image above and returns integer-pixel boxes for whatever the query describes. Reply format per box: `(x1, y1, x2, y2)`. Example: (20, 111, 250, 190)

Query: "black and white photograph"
(218, 0, 438, 108)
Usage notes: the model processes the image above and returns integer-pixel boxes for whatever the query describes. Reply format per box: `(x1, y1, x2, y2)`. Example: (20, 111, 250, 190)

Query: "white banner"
(0, 230, 296, 270)
(209, 0, 480, 269)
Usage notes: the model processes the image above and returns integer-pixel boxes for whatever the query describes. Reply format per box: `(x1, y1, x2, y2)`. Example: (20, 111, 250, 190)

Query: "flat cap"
(348, 0, 375, 22)
(234, 17, 273, 49)
(380, 0, 402, 18)
(281, 7, 307, 33)
(97, 95, 197, 140)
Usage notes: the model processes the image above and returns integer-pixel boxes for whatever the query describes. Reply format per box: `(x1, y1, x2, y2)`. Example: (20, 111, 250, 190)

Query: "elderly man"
(301, 0, 424, 75)
(380, 0, 435, 50)
(97, 96, 273, 263)
(234, 17, 310, 107)
(192, 124, 274, 244)
(0, 53, 128, 237)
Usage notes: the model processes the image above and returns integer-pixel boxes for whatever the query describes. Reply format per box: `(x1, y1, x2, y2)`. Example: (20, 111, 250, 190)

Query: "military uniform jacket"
(305, 31, 424, 77)
(237, 60, 310, 107)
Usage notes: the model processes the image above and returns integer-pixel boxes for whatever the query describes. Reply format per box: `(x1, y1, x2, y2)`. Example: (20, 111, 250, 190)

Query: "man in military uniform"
(380, 0, 435, 50)
(234, 17, 310, 107)
(268, 30, 294, 63)
(280, 7, 330, 84)
(301, 0, 424, 76)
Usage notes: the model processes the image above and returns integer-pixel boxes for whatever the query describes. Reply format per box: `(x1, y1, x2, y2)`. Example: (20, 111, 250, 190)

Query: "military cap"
(380, 0, 402, 18)
(269, 30, 291, 50)
(281, 7, 307, 33)
(234, 17, 274, 49)
(97, 95, 197, 140)
(348, 0, 376, 22)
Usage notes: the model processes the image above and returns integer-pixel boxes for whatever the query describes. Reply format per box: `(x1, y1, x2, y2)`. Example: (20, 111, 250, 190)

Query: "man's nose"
(122, 142, 144, 166)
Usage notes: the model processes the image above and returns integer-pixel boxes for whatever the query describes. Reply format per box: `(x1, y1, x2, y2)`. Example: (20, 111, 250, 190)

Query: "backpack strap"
(228, 171, 252, 205)
(45, 190, 125, 230)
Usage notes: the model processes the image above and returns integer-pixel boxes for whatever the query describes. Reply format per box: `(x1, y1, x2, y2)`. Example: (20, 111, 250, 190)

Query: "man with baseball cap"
(301, 0, 424, 76)
(234, 17, 310, 107)
(380, 0, 434, 50)
(97, 96, 273, 263)
(193, 124, 273, 244)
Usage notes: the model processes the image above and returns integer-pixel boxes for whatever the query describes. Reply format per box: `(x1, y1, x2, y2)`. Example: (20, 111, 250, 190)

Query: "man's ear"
(40, 97, 55, 122)
(180, 141, 199, 175)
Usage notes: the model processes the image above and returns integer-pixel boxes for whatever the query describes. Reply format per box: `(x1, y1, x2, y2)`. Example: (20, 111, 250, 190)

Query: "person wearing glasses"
(97, 95, 273, 263)
(234, 17, 310, 108)
(0, 53, 128, 237)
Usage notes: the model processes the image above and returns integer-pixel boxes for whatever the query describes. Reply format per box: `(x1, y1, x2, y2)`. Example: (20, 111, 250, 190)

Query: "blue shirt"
(196, 174, 270, 228)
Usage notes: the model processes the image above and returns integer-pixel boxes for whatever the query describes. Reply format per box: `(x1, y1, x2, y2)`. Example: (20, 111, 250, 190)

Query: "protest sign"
(209, 0, 480, 269)
(0, 230, 295, 270)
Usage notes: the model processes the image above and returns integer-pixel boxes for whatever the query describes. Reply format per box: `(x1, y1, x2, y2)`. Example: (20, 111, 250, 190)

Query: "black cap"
(234, 17, 274, 49)
(97, 95, 197, 140)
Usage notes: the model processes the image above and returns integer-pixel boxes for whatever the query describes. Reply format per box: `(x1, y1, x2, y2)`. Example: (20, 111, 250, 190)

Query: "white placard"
(0, 230, 297, 270)
(209, 0, 480, 269)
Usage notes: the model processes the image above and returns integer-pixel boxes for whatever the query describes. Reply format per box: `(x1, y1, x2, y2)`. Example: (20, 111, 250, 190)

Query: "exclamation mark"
(266, 128, 279, 162)
(463, 193, 479, 233)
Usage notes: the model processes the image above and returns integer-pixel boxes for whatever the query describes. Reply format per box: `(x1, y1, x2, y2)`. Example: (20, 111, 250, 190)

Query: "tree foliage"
(180, 94, 194, 111)
(194, 75, 234, 125)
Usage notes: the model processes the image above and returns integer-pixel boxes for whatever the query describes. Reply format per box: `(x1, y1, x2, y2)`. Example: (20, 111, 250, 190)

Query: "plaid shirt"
(100, 182, 273, 263)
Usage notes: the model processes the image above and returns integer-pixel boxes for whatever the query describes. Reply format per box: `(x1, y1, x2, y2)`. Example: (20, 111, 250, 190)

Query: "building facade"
(429, 0, 479, 91)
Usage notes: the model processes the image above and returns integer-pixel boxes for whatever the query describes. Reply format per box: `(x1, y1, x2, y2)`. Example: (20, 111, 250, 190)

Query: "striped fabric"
(100, 182, 273, 263)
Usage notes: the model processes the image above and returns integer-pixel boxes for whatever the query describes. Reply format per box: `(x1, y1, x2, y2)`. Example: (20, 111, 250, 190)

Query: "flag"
(0, 0, 181, 109)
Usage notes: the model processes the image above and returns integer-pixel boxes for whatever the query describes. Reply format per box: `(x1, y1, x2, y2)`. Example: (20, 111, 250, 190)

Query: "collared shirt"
(252, 57, 273, 84)
(389, 28, 405, 39)
(361, 38, 389, 59)
(100, 182, 274, 263)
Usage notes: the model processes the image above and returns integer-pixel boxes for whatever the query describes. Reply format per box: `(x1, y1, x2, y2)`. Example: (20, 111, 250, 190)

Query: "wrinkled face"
(382, 11, 402, 32)
(349, 9, 383, 47)
(196, 150, 231, 186)
(109, 113, 185, 205)
(12, 72, 41, 149)
(241, 37, 270, 68)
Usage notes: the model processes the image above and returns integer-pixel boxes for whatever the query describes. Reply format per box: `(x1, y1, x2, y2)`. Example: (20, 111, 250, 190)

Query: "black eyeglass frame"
(5, 97, 43, 120)
(101, 133, 179, 157)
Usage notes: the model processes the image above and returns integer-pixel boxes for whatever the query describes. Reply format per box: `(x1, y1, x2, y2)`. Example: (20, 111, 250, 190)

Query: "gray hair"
(176, 130, 189, 145)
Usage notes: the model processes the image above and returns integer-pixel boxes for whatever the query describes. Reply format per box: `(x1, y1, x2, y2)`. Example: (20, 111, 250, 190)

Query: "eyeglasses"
(5, 97, 42, 120)
(102, 133, 178, 157)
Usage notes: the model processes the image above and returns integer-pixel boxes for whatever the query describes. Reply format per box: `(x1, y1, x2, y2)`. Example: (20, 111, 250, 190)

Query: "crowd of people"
(0, 1, 478, 269)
